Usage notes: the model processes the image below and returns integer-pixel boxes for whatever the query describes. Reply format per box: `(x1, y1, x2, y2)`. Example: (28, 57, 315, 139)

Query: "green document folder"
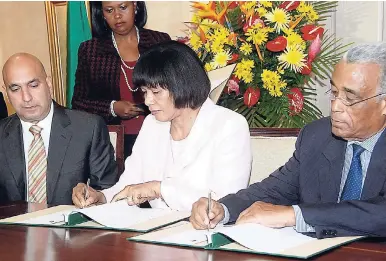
(0, 202, 190, 233)
(129, 222, 363, 259)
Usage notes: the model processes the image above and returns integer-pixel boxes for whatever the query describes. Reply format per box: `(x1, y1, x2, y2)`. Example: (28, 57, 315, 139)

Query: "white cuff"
(219, 203, 230, 224)
(110, 100, 117, 117)
(292, 205, 315, 232)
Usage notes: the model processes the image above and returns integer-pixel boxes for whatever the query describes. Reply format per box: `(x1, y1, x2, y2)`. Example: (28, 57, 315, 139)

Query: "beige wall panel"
(0, 1, 51, 115)
(145, 1, 192, 39)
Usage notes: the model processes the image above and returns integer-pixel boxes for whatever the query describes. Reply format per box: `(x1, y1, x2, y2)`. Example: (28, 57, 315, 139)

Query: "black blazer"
(71, 28, 171, 124)
(220, 117, 386, 238)
(0, 102, 118, 205)
(0, 92, 7, 120)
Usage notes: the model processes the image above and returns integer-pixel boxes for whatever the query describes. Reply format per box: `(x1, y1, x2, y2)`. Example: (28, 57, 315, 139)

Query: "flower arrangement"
(184, 1, 350, 127)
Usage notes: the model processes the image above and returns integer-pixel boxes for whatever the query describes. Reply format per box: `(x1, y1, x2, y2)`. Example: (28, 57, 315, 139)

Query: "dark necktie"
(341, 144, 365, 201)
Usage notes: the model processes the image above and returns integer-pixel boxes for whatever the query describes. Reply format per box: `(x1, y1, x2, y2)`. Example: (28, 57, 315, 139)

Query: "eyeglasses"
(325, 89, 386, 107)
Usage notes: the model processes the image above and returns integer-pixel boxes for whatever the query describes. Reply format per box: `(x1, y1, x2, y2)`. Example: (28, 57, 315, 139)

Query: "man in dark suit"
(190, 43, 386, 238)
(0, 92, 7, 120)
(0, 53, 118, 206)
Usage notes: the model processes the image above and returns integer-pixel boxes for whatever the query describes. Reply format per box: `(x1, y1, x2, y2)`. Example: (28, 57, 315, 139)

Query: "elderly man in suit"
(190, 43, 386, 239)
(0, 53, 118, 206)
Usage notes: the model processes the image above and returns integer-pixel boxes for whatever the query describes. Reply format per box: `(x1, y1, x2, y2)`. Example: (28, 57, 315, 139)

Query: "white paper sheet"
(73, 201, 175, 228)
(218, 223, 317, 253)
(158, 229, 210, 246)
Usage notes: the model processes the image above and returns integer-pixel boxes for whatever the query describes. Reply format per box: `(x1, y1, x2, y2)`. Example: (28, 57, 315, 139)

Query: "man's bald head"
(2, 52, 53, 123)
(2, 53, 47, 84)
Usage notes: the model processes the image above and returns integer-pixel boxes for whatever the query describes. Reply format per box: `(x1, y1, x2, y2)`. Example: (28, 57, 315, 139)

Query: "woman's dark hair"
(133, 41, 211, 110)
(90, 1, 147, 38)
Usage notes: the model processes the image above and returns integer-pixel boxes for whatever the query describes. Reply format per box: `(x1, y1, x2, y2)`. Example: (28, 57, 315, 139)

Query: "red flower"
(308, 34, 322, 63)
(243, 87, 260, 108)
(300, 62, 312, 75)
(228, 1, 238, 9)
(176, 36, 189, 44)
(227, 76, 240, 95)
(243, 15, 265, 32)
(266, 36, 287, 52)
(301, 25, 324, 41)
(279, 1, 300, 11)
(228, 53, 239, 64)
(288, 88, 304, 115)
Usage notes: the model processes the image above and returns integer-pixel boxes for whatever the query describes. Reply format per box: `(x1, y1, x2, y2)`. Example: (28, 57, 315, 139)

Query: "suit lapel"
(3, 116, 26, 199)
(361, 131, 386, 199)
(320, 135, 347, 202)
(46, 105, 72, 203)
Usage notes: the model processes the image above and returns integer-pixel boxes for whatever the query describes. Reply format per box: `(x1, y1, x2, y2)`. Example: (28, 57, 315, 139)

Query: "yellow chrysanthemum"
(246, 25, 269, 46)
(297, 2, 311, 13)
(269, 82, 287, 97)
(261, 69, 274, 82)
(189, 33, 203, 51)
(212, 50, 232, 69)
(278, 45, 307, 72)
(307, 10, 319, 22)
(243, 71, 254, 84)
(277, 65, 285, 75)
(265, 8, 289, 33)
(240, 43, 253, 55)
(200, 19, 218, 34)
(261, 69, 287, 97)
(211, 39, 225, 54)
(286, 31, 304, 48)
(243, 2, 256, 11)
(204, 63, 213, 72)
(261, 70, 280, 84)
(260, 1, 273, 8)
(257, 7, 267, 16)
(234, 59, 255, 83)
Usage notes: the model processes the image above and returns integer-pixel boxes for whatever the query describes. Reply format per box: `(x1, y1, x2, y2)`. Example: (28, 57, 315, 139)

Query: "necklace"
(111, 27, 140, 92)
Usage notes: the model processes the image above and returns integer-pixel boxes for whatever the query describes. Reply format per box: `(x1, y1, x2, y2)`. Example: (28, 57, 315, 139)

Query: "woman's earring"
(135, 9, 137, 15)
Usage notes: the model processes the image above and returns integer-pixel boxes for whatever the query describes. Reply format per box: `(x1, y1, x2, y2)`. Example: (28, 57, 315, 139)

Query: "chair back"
(249, 128, 299, 185)
(107, 125, 125, 176)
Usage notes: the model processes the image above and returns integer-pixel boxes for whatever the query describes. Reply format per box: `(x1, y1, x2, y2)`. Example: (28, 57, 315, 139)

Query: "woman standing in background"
(0, 92, 7, 120)
(72, 1, 170, 159)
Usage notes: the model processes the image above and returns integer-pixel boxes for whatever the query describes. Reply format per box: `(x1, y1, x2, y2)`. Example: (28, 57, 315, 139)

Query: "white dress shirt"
(20, 102, 54, 201)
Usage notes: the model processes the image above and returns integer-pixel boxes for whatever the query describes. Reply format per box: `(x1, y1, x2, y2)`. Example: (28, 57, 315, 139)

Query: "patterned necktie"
(341, 144, 365, 201)
(28, 125, 47, 203)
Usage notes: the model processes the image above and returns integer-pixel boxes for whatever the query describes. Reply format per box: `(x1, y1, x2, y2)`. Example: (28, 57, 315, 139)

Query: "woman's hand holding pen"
(111, 181, 161, 205)
(72, 183, 106, 208)
(113, 101, 143, 119)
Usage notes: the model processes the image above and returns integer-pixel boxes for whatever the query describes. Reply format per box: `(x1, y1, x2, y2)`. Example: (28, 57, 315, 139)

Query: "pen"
(84, 178, 90, 200)
(207, 191, 212, 231)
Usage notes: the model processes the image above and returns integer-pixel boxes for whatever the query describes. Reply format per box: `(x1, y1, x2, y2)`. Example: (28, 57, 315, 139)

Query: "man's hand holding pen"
(72, 181, 106, 208)
(190, 197, 225, 230)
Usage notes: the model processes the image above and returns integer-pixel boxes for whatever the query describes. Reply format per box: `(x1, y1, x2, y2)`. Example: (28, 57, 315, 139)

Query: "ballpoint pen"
(207, 191, 212, 231)
(84, 178, 90, 200)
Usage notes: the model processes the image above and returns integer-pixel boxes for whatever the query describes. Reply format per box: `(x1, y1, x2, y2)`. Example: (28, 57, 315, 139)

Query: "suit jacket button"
(322, 230, 328, 235)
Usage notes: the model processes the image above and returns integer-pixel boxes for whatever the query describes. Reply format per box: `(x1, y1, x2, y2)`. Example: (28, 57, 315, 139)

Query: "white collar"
(20, 102, 54, 133)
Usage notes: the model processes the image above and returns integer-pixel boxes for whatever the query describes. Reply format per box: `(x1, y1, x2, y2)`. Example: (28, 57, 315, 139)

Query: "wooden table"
(0, 202, 386, 261)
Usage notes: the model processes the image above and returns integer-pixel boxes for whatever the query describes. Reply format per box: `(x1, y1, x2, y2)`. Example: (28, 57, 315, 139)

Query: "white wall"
(315, 1, 386, 116)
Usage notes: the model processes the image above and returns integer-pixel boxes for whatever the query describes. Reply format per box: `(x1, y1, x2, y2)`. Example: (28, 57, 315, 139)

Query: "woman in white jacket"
(72, 41, 252, 211)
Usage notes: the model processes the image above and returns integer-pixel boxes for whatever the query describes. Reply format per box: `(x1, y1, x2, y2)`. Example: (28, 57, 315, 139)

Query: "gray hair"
(343, 43, 386, 94)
